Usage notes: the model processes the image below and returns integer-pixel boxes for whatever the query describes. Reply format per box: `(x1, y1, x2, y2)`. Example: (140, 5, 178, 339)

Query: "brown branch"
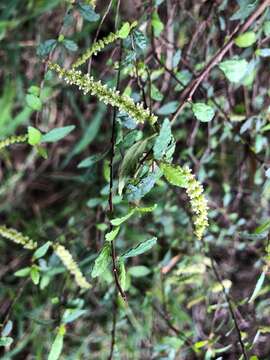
(172, 0, 270, 122)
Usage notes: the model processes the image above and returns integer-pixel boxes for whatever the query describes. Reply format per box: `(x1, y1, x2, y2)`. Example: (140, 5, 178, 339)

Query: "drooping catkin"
(0, 225, 37, 250)
(54, 243, 91, 290)
(0, 134, 28, 150)
(182, 166, 208, 240)
(48, 62, 157, 125)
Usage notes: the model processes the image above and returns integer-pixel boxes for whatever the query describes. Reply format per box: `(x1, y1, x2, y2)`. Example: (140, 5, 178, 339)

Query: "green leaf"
(37, 39, 57, 58)
(150, 83, 163, 101)
(14, 267, 31, 277)
(48, 325, 65, 360)
(105, 227, 120, 242)
(119, 259, 127, 290)
(30, 266, 40, 285)
(192, 102, 215, 122)
(91, 244, 111, 278)
(254, 219, 270, 234)
(121, 237, 157, 259)
(153, 118, 172, 160)
(110, 210, 135, 226)
(256, 48, 270, 57)
(63, 39, 78, 52)
(62, 309, 87, 324)
(152, 11, 164, 37)
(132, 29, 148, 51)
(263, 20, 270, 36)
(33, 241, 51, 260)
(41, 125, 75, 143)
(230, 0, 257, 21)
(160, 162, 188, 187)
(26, 94, 42, 111)
(135, 204, 157, 213)
(118, 22, 131, 39)
(0, 337, 13, 347)
(248, 272, 265, 303)
(77, 151, 108, 168)
(28, 126, 42, 146)
(218, 59, 248, 83)
(118, 138, 149, 194)
(1, 321, 13, 337)
(127, 169, 162, 201)
(36, 145, 48, 159)
(128, 265, 151, 277)
(28, 85, 40, 96)
(76, 3, 100, 22)
(157, 101, 178, 115)
(234, 31, 256, 48)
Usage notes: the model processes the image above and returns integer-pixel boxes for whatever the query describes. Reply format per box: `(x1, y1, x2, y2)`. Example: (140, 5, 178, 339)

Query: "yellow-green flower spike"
(54, 244, 91, 290)
(0, 134, 28, 150)
(182, 166, 208, 240)
(0, 225, 37, 250)
(72, 22, 137, 69)
(48, 62, 157, 125)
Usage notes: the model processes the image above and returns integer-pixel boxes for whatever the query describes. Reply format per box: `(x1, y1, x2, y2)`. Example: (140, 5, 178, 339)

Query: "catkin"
(0, 225, 37, 250)
(0, 134, 28, 150)
(54, 243, 91, 290)
(49, 62, 157, 125)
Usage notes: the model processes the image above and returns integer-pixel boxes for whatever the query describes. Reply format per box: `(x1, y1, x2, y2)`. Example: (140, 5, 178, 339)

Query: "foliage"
(1, 0, 270, 359)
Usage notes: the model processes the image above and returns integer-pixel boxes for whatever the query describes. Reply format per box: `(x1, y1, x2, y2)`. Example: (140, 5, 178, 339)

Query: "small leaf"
(248, 272, 265, 303)
(121, 237, 157, 259)
(26, 94, 42, 111)
(37, 39, 57, 58)
(153, 118, 172, 160)
(77, 152, 108, 168)
(172, 50, 182, 68)
(33, 241, 51, 260)
(135, 204, 157, 213)
(118, 22, 131, 39)
(160, 162, 188, 187)
(30, 266, 40, 285)
(63, 39, 78, 52)
(1, 321, 13, 337)
(128, 265, 151, 277)
(105, 227, 120, 242)
(62, 309, 87, 324)
(256, 48, 270, 57)
(42, 125, 75, 143)
(0, 337, 13, 347)
(152, 11, 164, 37)
(118, 138, 149, 194)
(127, 169, 162, 202)
(28, 85, 40, 96)
(263, 20, 270, 36)
(91, 244, 111, 278)
(234, 31, 256, 48)
(28, 126, 42, 146)
(119, 259, 127, 290)
(14, 267, 31, 277)
(132, 30, 148, 51)
(157, 101, 178, 115)
(192, 102, 215, 122)
(254, 219, 270, 234)
(76, 3, 100, 22)
(111, 210, 135, 226)
(48, 325, 66, 360)
(218, 59, 248, 83)
(36, 145, 48, 159)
